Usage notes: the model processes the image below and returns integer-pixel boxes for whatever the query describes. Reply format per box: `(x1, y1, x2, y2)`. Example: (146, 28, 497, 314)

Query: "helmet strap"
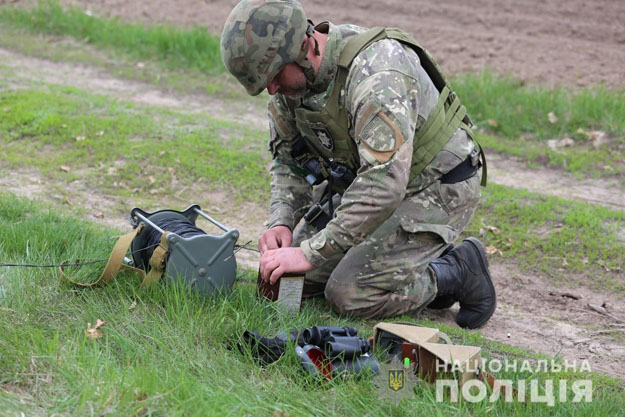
(306, 20, 321, 56)
(296, 20, 322, 91)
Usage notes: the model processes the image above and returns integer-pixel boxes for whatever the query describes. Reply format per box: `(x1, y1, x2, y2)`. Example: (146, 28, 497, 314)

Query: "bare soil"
(57, 0, 625, 89)
(2, 0, 625, 379)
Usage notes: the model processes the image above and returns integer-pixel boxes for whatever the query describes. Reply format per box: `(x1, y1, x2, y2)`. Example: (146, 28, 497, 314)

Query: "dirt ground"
(57, 0, 625, 89)
(2, 0, 625, 379)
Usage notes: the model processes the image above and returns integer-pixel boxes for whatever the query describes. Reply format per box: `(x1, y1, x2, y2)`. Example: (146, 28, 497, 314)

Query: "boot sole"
(461, 237, 497, 328)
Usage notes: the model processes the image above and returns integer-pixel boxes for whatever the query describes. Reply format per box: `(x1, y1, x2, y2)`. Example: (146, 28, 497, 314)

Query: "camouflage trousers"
(293, 131, 482, 319)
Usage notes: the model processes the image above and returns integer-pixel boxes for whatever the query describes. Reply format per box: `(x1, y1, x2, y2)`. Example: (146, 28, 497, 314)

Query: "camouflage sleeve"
(300, 40, 422, 265)
(265, 95, 312, 231)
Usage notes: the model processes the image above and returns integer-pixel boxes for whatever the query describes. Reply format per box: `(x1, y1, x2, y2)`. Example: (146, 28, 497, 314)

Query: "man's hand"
(258, 225, 293, 254)
(260, 247, 315, 284)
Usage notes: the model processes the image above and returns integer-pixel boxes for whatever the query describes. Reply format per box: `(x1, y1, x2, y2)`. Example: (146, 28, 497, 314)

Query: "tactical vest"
(289, 26, 486, 192)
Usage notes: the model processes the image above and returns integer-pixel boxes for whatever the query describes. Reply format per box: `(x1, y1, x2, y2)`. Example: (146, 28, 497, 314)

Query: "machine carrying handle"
(193, 207, 231, 232)
(130, 204, 232, 234)
(132, 211, 166, 234)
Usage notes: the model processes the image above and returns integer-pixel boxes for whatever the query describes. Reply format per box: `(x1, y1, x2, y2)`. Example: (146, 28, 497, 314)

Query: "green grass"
(465, 184, 625, 294)
(1, 193, 623, 416)
(0, 4, 624, 414)
(453, 72, 625, 177)
(0, 86, 270, 201)
(2, 1, 625, 178)
(0, 1, 223, 74)
(0, 21, 245, 99)
(1, 82, 624, 293)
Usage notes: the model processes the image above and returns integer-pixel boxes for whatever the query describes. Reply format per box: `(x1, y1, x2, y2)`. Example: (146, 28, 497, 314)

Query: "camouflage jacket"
(266, 22, 475, 265)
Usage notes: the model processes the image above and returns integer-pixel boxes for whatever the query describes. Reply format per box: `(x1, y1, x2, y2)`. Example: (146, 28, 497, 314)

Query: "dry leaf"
(75, 135, 86, 142)
(150, 189, 159, 195)
(487, 119, 499, 127)
(2, 107, 9, 112)
(107, 167, 116, 175)
(589, 131, 608, 149)
(547, 137, 574, 150)
(128, 301, 137, 311)
(98, 130, 105, 136)
(582, 257, 589, 264)
(159, 151, 166, 156)
(148, 176, 156, 184)
(136, 62, 145, 69)
(588, 130, 606, 141)
(547, 140, 558, 150)
(59, 165, 71, 172)
(86, 319, 107, 339)
(486, 225, 501, 234)
(169, 167, 177, 186)
(485, 246, 502, 256)
(589, 342, 608, 355)
(597, 260, 611, 272)
(562, 258, 568, 267)
(134, 388, 148, 401)
(94, 212, 104, 219)
(547, 112, 558, 124)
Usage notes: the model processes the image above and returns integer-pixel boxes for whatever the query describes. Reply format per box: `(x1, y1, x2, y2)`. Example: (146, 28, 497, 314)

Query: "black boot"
(426, 244, 456, 309)
(429, 238, 496, 329)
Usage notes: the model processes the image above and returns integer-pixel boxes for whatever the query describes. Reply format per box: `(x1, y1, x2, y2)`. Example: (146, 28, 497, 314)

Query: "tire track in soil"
(1, 46, 624, 380)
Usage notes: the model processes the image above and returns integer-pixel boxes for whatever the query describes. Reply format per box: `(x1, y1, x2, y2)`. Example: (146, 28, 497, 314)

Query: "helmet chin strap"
(295, 20, 322, 92)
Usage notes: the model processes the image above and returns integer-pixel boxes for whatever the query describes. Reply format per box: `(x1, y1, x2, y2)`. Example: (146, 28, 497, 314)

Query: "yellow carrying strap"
(59, 225, 171, 288)
(141, 231, 170, 287)
(59, 225, 147, 287)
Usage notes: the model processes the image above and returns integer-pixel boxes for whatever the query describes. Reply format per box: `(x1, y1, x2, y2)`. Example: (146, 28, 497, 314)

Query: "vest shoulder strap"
(335, 27, 486, 186)
(337, 27, 449, 93)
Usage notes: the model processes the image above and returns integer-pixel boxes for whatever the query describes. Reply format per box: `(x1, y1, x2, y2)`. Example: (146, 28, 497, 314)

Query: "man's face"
(267, 63, 307, 97)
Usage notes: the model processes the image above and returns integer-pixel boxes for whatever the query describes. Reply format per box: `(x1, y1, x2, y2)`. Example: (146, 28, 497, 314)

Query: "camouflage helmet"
(220, 0, 311, 96)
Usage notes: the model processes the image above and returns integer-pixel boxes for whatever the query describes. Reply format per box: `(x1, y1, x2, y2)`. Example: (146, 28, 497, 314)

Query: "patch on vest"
(311, 127, 335, 151)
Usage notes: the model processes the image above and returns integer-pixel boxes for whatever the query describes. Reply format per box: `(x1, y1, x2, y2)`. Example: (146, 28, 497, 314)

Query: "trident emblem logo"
(388, 369, 405, 392)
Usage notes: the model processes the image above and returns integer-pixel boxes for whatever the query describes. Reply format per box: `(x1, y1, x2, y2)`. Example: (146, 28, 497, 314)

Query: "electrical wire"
(0, 242, 161, 268)
(1, 220, 260, 269)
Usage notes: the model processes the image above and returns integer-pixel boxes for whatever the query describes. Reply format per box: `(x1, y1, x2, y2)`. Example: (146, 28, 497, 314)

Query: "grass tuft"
(466, 184, 625, 293)
(0, 1, 223, 73)
(453, 72, 625, 176)
(0, 86, 270, 201)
